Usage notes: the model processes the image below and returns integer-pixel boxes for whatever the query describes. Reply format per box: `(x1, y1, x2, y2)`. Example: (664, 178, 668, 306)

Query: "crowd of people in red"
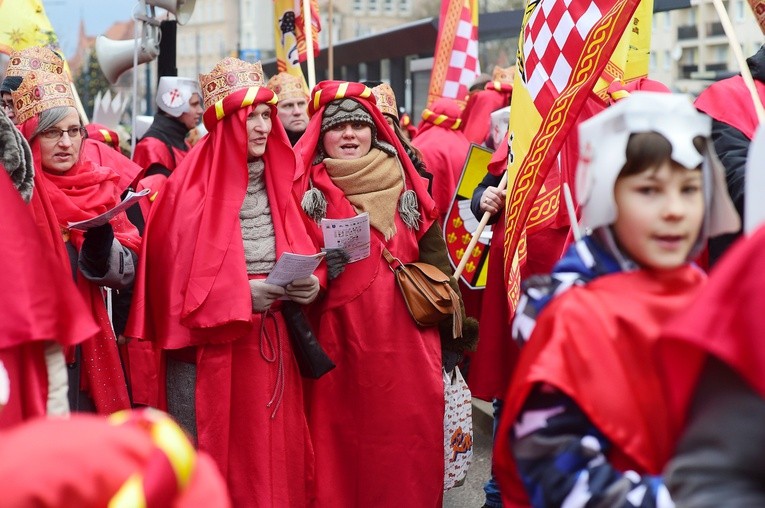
(1, 43, 764, 508)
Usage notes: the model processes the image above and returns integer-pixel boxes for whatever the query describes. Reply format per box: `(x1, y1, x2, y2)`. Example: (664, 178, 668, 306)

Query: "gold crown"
(199, 57, 266, 110)
(491, 65, 515, 85)
(6, 46, 65, 78)
(266, 72, 308, 102)
(371, 83, 398, 119)
(11, 71, 75, 125)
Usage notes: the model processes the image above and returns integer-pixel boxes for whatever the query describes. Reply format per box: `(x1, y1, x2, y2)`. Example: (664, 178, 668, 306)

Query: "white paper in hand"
(67, 188, 151, 230)
(321, 212, 371, 262)
(265, 252, 326, 287)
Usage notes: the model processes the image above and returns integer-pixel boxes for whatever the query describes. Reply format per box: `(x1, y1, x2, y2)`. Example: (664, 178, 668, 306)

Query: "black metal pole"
(157, 19, 178, 80)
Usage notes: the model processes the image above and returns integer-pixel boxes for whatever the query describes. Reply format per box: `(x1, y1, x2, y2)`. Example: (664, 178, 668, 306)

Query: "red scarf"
(127, 86, 319, 349)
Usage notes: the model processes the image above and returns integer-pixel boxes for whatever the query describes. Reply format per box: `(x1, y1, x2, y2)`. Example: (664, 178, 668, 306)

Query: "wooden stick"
(302, 0, 316, 90)
(328, 0, 334, 80)
(713, 0, 765, 123)
(454, 171, 508, 279)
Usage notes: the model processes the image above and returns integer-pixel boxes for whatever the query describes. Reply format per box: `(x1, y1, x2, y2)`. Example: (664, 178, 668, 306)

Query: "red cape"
(495, 266, 706, 506)
(412, 98, 472, 222)
(660, 226, 765, 440)
(126, 86, 318, 349)
(0, 170, 97, 428)
(695, 75, 765, 140)
(82, 133, 142, 193)
(460, 84, 512, 145)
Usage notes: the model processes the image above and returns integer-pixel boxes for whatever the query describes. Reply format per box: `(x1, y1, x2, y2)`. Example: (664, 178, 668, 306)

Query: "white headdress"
(155, 76, 201, 117)
(576, 92, 739, 246)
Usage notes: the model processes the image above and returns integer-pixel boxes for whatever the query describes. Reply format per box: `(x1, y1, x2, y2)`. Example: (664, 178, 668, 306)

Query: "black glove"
(80, 222, 114, 277)
(324, 248, 351, 280)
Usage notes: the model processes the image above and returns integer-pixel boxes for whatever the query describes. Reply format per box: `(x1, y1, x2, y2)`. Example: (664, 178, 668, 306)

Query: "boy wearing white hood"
(492, 92, 740, 508)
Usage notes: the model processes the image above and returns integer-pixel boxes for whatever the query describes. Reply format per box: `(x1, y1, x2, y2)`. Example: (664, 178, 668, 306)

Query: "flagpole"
(302, 0, 316, 89)
(454, 171, 508, 279)
(328, 0, 334, 80)
(713, 0, 765, 122)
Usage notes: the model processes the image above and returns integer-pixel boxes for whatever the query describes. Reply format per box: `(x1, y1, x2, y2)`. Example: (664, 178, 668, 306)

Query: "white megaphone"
(96, 30, 160, 84)
(145, 0, 197, 25)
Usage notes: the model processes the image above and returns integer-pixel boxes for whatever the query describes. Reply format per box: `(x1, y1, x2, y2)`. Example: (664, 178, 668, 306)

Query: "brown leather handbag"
(382, 247, 462, 338)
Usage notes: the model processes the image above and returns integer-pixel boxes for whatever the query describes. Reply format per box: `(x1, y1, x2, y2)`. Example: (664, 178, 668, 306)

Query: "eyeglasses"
(39, 126, 86, 141)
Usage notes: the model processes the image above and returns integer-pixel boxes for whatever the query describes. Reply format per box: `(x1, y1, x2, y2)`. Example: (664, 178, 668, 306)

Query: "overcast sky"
(43, 0, 137, 57)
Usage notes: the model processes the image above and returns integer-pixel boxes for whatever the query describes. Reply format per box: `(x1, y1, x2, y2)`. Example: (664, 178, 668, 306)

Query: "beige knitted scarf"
(323, 148, 404, 241)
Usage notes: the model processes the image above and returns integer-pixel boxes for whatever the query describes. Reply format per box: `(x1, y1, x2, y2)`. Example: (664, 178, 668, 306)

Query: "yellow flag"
(0, 0, 62, 56)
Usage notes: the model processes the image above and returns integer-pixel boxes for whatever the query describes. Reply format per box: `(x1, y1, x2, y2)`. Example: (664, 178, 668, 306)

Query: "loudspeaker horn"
(96, 34, 160, 84)
(145, 0, 197, 25)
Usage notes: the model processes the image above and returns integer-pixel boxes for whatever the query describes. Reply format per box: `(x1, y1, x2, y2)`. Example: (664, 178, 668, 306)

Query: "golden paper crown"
(11, 71, 75, 125)
(491, 65, 515, 85)
(199, 57, 266, 110)
(266, 72, 308, 102)
(6, 46, 65, 78)
(371, 83, 398, 119)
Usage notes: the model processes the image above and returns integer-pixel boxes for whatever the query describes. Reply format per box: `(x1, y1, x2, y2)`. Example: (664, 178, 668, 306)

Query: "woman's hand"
(479, 186, 506, 215)
(249, 280, 286, 312)
(285, 275, 320, 305)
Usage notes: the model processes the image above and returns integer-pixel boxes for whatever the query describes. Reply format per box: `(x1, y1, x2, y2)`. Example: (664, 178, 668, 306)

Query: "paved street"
(444, 399, 494, 508)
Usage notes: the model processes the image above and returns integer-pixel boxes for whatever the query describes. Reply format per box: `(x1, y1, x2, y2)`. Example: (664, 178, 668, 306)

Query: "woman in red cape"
(294, 81, 449, 507)
(126, 58, 322, 507)
(12, 70, 138, 415)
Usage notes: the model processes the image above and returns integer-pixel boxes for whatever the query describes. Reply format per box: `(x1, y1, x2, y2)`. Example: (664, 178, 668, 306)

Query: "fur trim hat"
(0, 108, 33, 202)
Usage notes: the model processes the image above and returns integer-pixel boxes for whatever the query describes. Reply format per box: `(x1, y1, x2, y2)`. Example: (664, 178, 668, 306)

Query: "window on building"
(384, 0, 394, 14)
(664, 11, 671, 30)
(400, 0, 411, 13)
(736, 0, 745, 20)
(369, 0, 380, 14)
(650, 51, 656, 70)
(663, 50, 671, 70)
(716, 45, 728, 62)
(688, 7, 696, 25)
(353, 0, 363, 13)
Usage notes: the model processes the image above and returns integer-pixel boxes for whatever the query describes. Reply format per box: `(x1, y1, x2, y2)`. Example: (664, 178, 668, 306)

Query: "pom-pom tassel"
(398, 189, 421, 230)
(301, 186, 328, 223)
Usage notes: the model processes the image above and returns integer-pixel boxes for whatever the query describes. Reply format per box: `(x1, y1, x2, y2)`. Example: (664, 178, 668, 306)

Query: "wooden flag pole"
(454, 171, 508, 279)
(328, 0, 334, 80)
(713, 0, 765, 123)
(302, 0, 316, 89)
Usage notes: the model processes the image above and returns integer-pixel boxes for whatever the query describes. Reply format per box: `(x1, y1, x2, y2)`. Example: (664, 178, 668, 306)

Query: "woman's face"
(246, 103, 272, 161)
(322, 121, 373, 160)
(38, 108, 83, 174)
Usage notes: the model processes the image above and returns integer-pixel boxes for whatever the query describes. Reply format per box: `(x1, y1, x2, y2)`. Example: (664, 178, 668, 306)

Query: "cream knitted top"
(240, 159, 277, 274)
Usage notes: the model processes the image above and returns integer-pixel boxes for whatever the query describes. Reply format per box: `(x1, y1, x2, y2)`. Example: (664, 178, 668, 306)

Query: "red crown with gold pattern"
(199, 58, 266, 111)
(266, 72, 308, 102)
(6, 46, 65, 78)
(371, 83, 399, 119)
(11, 71, 75, 125)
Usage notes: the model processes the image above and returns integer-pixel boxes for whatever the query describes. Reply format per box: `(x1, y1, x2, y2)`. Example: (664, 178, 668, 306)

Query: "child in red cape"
(493, 92, 740, 507)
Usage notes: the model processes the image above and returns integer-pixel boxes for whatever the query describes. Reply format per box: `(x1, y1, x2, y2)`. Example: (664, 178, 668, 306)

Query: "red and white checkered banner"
(502, 0, 643, 314)
(427, 0, 481, 108)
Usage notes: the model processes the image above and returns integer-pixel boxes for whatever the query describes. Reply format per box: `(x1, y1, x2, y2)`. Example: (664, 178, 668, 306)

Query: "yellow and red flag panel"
(273, 0, 321, 79)
(503, 0, 646, 313)
(427, 0, 481, 108)
(444, 144, 495, 289)
(0, 0, 62, 56)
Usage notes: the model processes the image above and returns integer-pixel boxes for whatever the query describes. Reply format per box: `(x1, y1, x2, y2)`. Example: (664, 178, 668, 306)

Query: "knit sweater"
(240, 159, 276, 274)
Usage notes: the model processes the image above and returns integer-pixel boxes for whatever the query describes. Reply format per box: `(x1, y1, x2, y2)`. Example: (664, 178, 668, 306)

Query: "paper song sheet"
(265, 252, 326, 287)
(321, 212, 371, 263)
(67, 188, 152, 230)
